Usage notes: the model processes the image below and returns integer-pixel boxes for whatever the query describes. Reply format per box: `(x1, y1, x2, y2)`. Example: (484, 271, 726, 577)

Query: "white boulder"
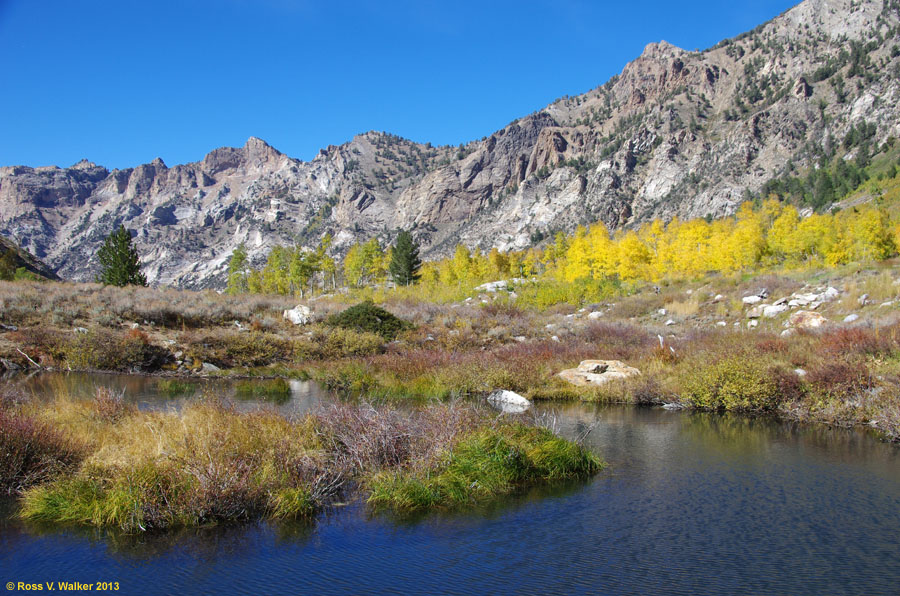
(487, 390, 531, 413)
(283, 305, 312, 326)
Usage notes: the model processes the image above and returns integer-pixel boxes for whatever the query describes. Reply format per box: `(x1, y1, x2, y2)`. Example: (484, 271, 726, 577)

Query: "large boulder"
(487, 390, 531, 413)
(788, 310, 827, 329)
(558, 360, 641, 387)
(283, 304, 312, 326)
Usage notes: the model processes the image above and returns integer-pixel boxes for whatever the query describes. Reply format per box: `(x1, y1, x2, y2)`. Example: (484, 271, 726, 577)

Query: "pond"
(1, 373, 898, 595)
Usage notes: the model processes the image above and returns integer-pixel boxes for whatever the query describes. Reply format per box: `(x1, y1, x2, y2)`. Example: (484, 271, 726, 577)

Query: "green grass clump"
(367, 424, 602, 511)
(325, 301, 413, 340)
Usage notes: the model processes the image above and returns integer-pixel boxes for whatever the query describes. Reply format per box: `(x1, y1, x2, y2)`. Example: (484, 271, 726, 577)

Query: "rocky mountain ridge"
(1, 0, 898, 288)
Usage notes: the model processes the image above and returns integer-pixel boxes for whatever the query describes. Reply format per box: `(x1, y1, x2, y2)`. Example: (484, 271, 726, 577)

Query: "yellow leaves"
(343, 197, 898, 293)
(615, 230, 651, 281)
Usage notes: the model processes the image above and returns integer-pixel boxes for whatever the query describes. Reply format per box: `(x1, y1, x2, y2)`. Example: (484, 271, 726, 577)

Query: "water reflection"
(8, 371, 329, 416)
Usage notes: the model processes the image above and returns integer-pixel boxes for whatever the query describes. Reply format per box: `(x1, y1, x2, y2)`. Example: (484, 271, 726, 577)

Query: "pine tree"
(388, 230, 421, 286)
(97, 225, 147, 287)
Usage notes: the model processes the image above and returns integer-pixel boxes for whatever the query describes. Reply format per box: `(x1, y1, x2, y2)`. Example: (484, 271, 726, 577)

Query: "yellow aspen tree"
(564, 226, 592, 281)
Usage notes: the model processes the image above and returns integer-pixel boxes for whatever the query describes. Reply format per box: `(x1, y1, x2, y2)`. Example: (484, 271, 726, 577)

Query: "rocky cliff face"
(1, 0, 898, 288)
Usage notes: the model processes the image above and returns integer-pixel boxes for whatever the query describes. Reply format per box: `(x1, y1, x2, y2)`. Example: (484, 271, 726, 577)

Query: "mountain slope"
(1, 0, 898, 288)
(0, 236, 60, 281)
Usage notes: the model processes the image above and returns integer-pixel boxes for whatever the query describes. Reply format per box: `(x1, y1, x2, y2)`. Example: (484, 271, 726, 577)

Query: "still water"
(1, 373, 898, 595)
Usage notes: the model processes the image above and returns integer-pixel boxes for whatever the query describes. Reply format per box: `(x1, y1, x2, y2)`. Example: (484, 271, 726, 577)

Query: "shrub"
(325, 301, 413, 340)
(65, 328, 168, 371)
(681, 355, 780, 412)
(0, 409, 83, 494)
(181, 330, 293, 368)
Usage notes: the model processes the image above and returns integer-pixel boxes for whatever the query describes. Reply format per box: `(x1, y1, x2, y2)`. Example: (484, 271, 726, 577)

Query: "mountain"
(1, 0, 898, 288)
(0, 236, 60, 281)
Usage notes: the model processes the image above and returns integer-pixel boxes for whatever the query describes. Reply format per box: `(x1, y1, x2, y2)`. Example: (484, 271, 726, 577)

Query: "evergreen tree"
(388, 230, 421, 286)
(97, 225, 147, 287)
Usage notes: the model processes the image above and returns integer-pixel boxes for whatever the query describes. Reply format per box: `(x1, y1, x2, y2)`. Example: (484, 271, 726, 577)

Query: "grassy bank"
(303, 314, 900, 442)
(1, 389, 600, 531)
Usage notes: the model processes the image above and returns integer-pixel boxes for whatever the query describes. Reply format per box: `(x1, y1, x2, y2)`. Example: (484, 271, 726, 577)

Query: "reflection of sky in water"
(2, 373, 899, 595)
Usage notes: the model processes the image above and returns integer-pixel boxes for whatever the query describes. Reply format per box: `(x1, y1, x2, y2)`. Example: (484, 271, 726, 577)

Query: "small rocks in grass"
(843, 314, 860, 324)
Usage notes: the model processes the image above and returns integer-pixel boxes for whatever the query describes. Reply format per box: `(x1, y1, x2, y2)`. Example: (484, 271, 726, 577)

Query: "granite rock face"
(2, 0, 899, 288)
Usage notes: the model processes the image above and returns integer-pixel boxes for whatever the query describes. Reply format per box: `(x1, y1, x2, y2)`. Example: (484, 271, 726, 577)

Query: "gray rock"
(822, 287, 840, 301)
(843, 314, 859, 323)
(763, 304, 789, 318)
(201, 362, 221, 373)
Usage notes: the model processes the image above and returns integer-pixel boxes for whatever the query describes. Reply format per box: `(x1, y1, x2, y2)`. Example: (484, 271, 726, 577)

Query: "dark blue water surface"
(2, 375, 899, 595)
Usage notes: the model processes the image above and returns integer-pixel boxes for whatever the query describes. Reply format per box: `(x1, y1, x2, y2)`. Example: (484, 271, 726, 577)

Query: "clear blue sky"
(0, 0, 799, 169)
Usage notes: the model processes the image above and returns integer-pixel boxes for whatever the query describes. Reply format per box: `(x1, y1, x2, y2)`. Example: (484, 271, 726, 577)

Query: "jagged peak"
(639, 40, 686, 59)
(69, 158, 98, 170)
(149, 157, 167, 168)
(244, 136, 271, 150)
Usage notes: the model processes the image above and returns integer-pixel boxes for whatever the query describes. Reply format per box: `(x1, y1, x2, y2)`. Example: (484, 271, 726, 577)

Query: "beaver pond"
(1, 372, 898, 595)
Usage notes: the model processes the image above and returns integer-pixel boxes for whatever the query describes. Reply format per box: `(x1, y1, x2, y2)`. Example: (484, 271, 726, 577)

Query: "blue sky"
(0, 0, 799, 169)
